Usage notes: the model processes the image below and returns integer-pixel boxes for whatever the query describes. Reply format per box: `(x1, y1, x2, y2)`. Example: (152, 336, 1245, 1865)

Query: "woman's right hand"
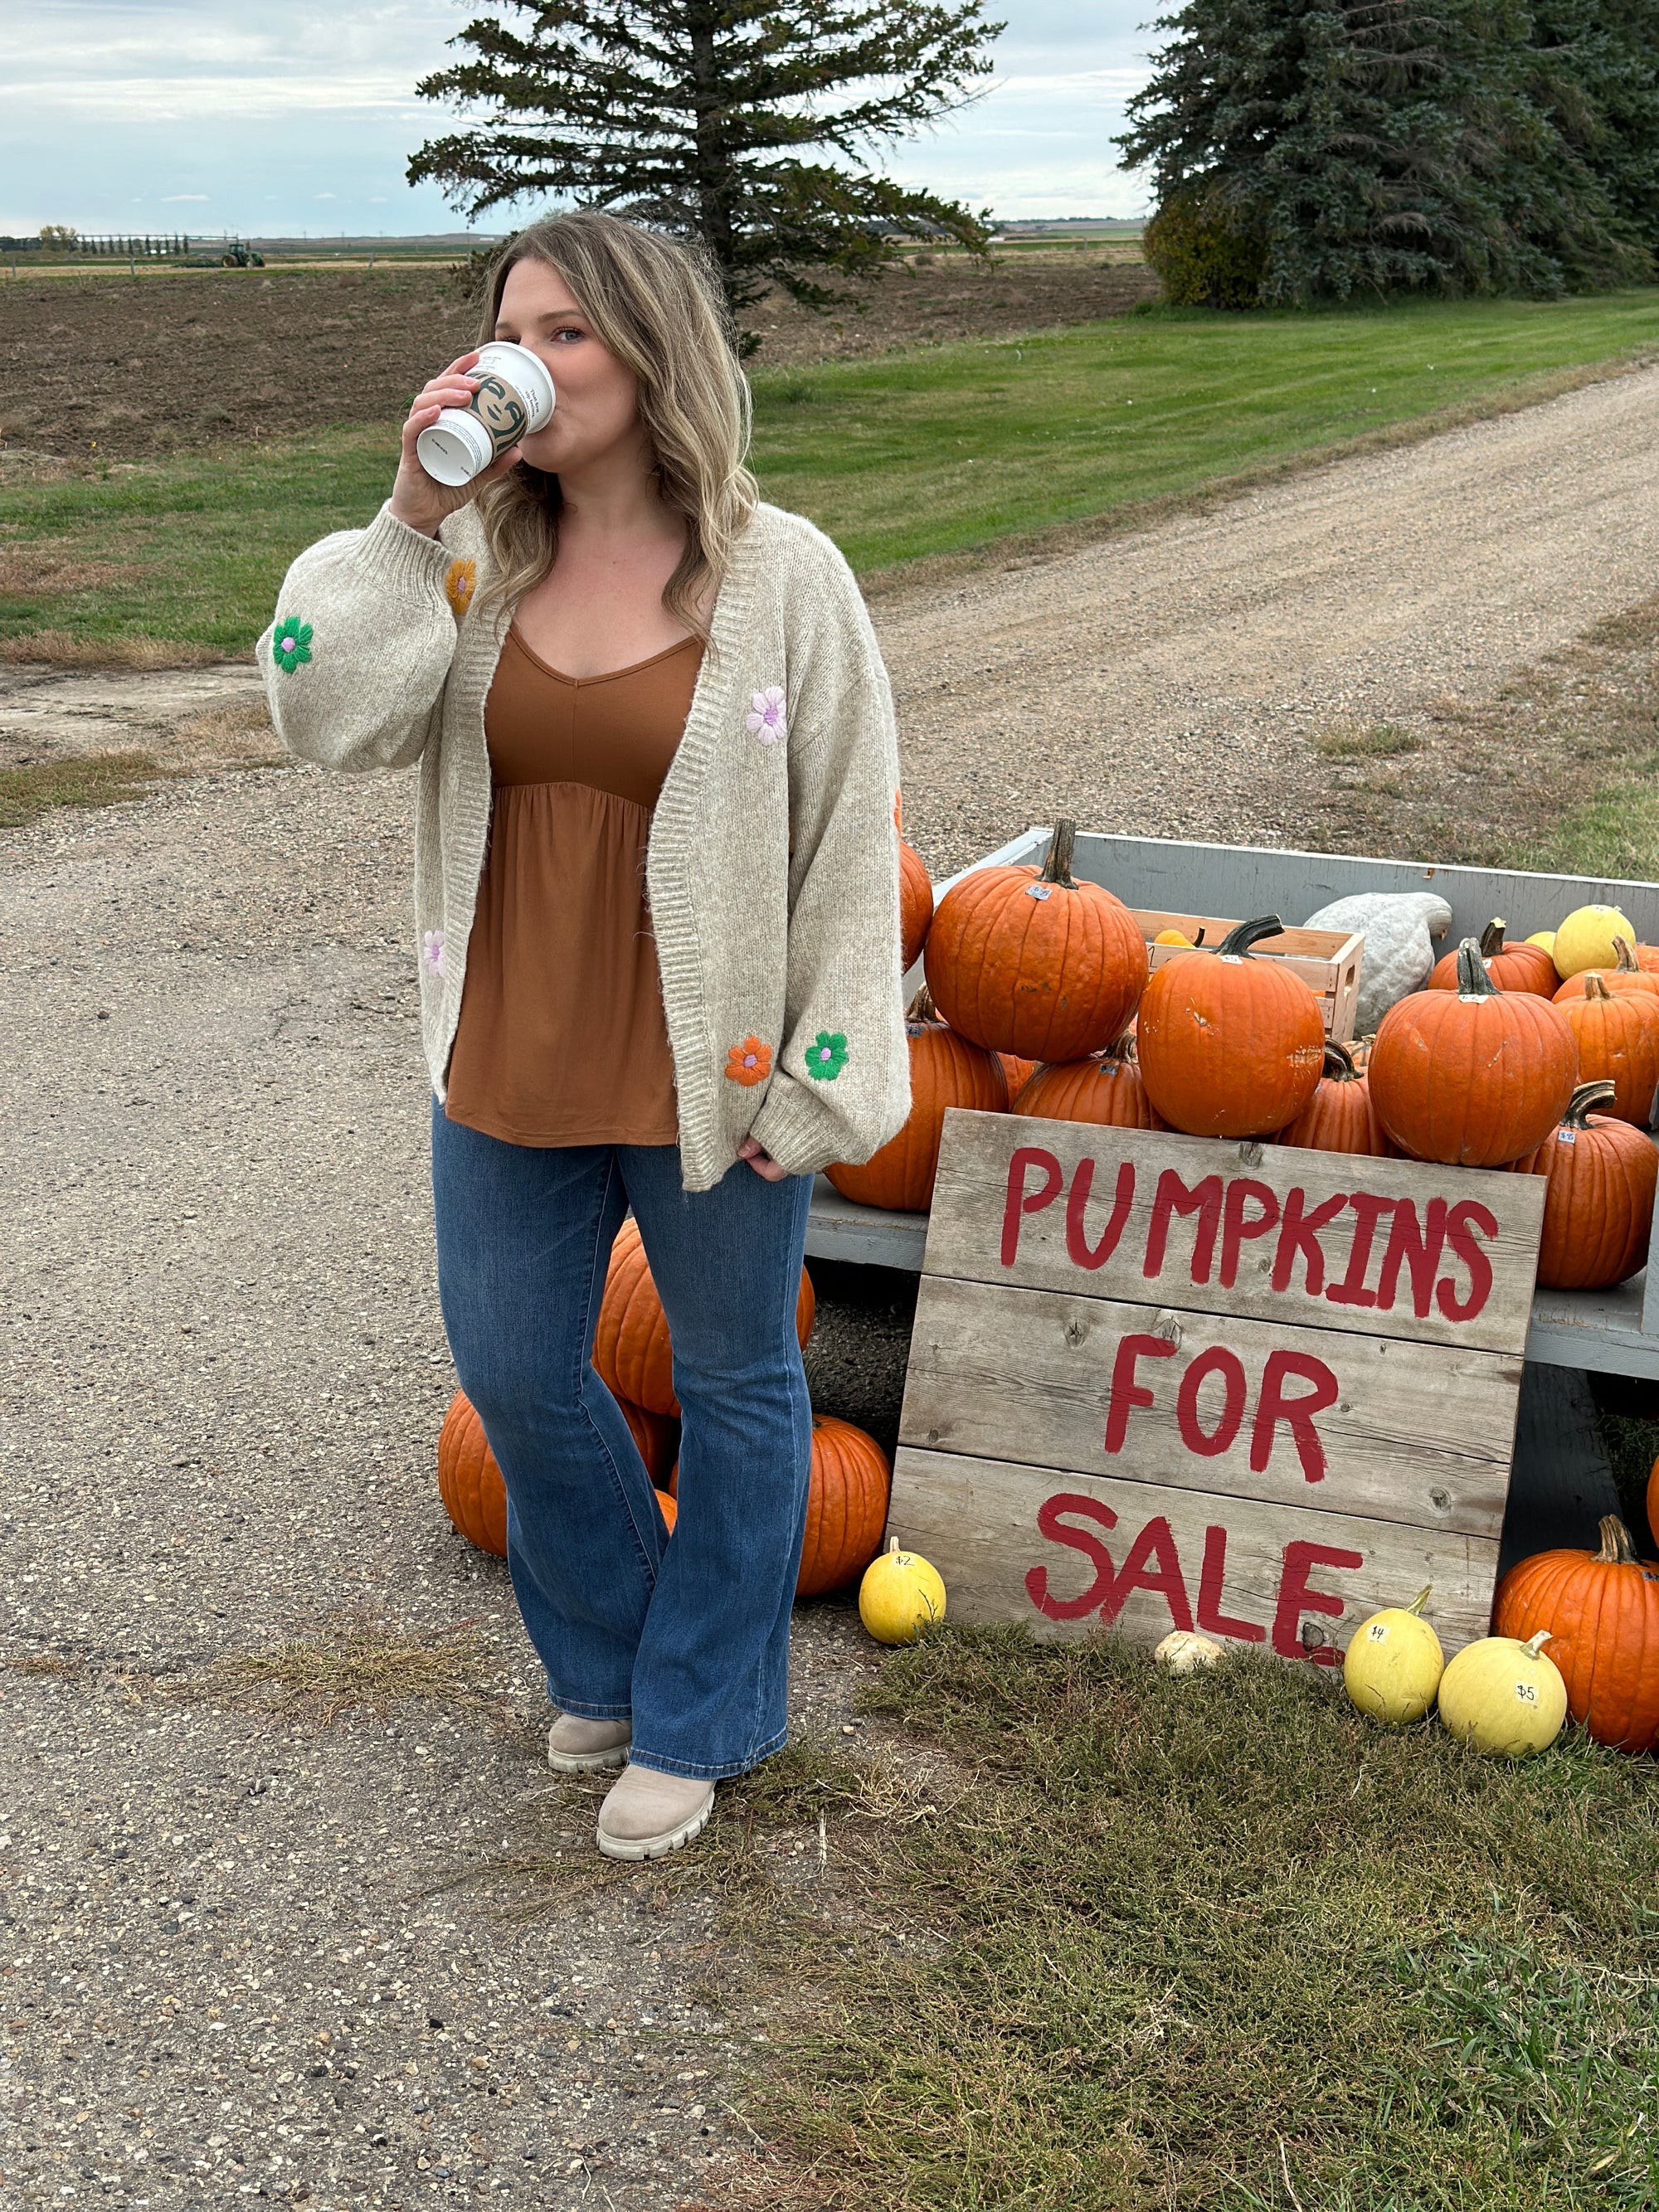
(388, 352, 525, 537)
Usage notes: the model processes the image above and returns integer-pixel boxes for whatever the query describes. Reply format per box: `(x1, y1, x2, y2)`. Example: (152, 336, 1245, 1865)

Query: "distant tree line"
(1119, 0, 1659, 306)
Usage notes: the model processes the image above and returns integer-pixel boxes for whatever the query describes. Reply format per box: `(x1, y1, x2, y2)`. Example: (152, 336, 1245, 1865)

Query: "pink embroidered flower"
(746, 686, 786, 746)
(422, 929, 445, 978)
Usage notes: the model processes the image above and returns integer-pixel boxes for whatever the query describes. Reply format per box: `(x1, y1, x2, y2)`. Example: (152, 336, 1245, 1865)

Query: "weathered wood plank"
(890, 1446, 1501, 1655)
(925, 1111, 1545, 1356)
(899, 1275, 1520, 1538)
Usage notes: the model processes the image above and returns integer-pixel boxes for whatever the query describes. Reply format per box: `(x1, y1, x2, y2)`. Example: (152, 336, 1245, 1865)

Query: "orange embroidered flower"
(444, 557, 477, 620)
(725, 1036, 772, 1087)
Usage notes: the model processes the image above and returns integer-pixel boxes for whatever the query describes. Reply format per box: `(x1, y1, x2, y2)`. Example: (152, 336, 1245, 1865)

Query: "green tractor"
(181, 240, 265, 269)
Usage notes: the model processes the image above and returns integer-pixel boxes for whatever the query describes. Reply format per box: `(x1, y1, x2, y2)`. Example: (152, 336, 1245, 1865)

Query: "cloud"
(162, 192, 208, 202)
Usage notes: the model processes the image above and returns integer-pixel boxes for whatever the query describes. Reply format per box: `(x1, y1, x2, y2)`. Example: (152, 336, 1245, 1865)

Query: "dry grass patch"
(165, 697, 281, 771)
(0, 748, 165, 829)
(173, 1619, 500, 1723)
(0, 548, 137, 593)
(0, 629, 222, 669)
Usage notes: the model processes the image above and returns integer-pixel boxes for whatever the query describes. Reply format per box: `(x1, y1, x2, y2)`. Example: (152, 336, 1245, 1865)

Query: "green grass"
(5, 290, 1659, 660)
(737, 1626, 1659, 2212)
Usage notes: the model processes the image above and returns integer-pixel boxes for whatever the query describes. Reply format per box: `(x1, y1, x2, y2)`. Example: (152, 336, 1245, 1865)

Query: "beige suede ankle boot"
(596, 1766, 715, 1861)
(547, 1714, 632, 1773)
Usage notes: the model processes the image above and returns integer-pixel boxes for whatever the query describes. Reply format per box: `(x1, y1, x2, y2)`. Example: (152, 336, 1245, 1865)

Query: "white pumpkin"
(1155, 1631, 1224, 1674)
(1303, 891, 1453, 1033)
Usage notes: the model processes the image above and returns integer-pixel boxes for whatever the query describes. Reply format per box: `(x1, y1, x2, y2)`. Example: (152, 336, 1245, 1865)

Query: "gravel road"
(7, 359, 1659, 2210)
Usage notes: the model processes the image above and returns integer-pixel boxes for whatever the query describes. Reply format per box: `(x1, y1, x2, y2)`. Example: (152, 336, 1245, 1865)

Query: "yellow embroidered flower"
(444, 557, 477, 620)
(725, 1036, 772, 1087)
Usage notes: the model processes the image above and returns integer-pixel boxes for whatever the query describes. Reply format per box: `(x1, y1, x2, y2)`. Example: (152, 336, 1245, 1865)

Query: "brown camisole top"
(443, 624, 703, 1147)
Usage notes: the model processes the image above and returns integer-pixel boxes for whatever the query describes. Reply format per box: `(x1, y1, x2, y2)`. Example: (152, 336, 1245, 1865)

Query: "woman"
(260, 213, 908, 1862)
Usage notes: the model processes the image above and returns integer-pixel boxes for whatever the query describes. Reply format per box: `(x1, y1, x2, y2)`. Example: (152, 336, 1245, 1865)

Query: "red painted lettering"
(1025, 1493, 1119, 1621)
(1272, 1539, 1364, 1664)
(1249, 1349, 1340, 1482)
(1219, 1178, 1280, 1289)
(1001, 1145, 1063, 1266)
(1376, 1197, 1447, 1318)
(1271, 1188, 1349, 1296)
(1325, 1192, 1395, 1309)
(1175, 1346, 1248, 1457)
(1097, 1514, 1194, 1632)
(1436, 1199, 1498, 1321)
(1104, 1333, 1178, 1453)
(1143, 1169, 1224, 1285)
(1065, 1156, 1136, 1271)
(1197, 1524, 1266, 1641)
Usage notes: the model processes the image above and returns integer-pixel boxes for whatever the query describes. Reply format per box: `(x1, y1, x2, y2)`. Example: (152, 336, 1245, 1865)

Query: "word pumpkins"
(1496, 1515, 1659, 1753)
(1368, 937, 1577, 1167)
(924, 818, 1147, 1062)
(1137, 915, 1326, 1139)
(591, 1219, 815, 1415)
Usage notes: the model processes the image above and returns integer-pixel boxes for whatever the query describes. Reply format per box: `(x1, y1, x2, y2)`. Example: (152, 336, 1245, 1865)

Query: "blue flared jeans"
(430, 1101, 815, 1780)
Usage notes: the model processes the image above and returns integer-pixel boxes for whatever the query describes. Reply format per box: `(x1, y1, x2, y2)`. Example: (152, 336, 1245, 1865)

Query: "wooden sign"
(890, 1111, 1548, 1662)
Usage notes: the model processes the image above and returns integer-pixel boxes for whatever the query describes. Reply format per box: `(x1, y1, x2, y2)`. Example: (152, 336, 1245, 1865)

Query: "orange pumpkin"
(899, 836, 934, 970)
(826, 987, 1007, 1210)
(1632, 945, 1659, 975)
(998, 1053, 1037, 1106)
(796, 1417, 892, 1596)
(1495, 1515, 1659, 1753)
(1274, 1040, 1393, 1156)
(592, 1219, 815, 1414)
(1014, 1033, 1168, 1130)
(437, 1390, 507, 1557)
(1428, 917, 1556, 997)
(1368, 936, 1579, 1166)
(438, 1389, 680, 1556)
(922, 818, 1148, 1061)
(1508, 1079, 1657, 1289)
(1136, 915, 1326, 1139)
(1551, 935, 1659, 1004)
(1558, 973, 1659, 1125)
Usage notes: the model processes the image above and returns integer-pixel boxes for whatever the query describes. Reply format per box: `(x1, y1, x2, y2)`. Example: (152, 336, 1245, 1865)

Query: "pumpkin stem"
(1217, 915, 1286, 959)
(1584, 974, 1613, 1001)
(1192, 926, 1206, 948)
(907, 983, 941, 1023)
(1613, 935, 1638, 974)
(1455, 937, 1496, 998)
(1104, 1030, 1141, 1066)
(1406, 1585, 1432, 1617)
(1562, 1079, 1617, 1128)
(1321, 1041, 1360, 1082)
(1039, 819, 1078, 889)
(1595, 1515, 1639, 1565)
(1522, 1630, 1554, 1658)
(1478, 918, 1507, 958)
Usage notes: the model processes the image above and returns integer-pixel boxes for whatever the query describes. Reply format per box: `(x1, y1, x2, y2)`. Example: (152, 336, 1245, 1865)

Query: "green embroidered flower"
(272, 616, 313, 673)
(806, 1031, 848, 1082)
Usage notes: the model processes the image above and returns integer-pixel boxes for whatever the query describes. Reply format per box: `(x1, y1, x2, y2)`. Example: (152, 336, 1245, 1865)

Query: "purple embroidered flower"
(746, 686, 786, 746)
(422, 929, 445, 978)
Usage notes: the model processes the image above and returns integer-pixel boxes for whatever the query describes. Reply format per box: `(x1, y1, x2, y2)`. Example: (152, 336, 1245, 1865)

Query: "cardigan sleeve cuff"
(356, 501, 457, 598)
(748, 1075, 846, 1180)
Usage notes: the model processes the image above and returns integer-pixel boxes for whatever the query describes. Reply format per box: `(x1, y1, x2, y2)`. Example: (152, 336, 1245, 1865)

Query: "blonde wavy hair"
(474, 211, 757, 636)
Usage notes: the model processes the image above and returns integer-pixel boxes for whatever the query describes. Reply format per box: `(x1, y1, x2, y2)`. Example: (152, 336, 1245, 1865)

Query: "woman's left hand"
(737, 1135, 786, 1183)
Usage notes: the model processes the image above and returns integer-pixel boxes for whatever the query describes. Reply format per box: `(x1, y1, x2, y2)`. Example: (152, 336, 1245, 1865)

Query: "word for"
(1004, 1147, 1497, 1320)
(1106, 1333, 1337, 1480)
(1026, 1491, 1359, 1661)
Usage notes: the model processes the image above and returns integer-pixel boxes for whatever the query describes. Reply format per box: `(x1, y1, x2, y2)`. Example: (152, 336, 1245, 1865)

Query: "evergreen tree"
(1117, 0, 1652, 305)
(409, 0, 1002, 346)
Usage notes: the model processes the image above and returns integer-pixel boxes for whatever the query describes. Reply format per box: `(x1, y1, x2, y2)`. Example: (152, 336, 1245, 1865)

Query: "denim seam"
(625, 1725, 788, 1784)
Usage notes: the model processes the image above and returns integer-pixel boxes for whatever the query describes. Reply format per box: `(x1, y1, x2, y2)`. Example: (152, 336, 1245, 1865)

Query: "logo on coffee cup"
(472, 375, 527, 444)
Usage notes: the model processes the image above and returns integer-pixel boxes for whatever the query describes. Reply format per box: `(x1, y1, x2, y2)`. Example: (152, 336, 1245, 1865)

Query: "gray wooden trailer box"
(804, 829, 1659, 1576)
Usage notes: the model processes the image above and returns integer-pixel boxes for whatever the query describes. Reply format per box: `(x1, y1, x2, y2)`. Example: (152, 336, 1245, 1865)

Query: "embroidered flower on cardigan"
(422, 929, 445, 978)
(444, 557, 477, 620)
(725, 1035, 772, 1087)
(806, 1031, 848, 1082)
(746, 687, 786, 746)
(271, 616, 313, 673)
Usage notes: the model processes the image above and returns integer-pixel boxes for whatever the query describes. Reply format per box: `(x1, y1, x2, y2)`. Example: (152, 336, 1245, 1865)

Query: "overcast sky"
(0, 2, 1159, 239)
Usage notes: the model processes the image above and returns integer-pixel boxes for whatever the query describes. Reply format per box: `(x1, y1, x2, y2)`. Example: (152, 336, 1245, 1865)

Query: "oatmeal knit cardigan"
(257, 498, 911, 1193)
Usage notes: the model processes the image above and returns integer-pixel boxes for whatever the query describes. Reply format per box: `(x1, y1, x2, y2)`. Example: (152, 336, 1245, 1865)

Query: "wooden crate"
(1132, 908, 1364, 1042)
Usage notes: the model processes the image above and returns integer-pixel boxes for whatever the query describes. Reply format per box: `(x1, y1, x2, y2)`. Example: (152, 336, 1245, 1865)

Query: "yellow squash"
(1553, 905, 1635, 980)
(1437, 1630, 1566, 1756)
(1342, 1585, 1443, 1724)
(859, 1538, 947, 1646)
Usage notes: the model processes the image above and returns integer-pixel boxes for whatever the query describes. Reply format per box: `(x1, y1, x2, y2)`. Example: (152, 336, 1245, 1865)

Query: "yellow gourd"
(1525, 930, 1556, 955)
(1342, 1585, 1443, 1725)
(1553, 905, 1636, 980)
(1155, 1630, 1224, 1674)
(1437, 1630, 1566, 1756)
(1153, 928, 1196, 948)
(859, 1538, 946, 1645)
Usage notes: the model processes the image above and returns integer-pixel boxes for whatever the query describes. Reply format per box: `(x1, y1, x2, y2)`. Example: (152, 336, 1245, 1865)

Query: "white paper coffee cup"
(416, 342, 556, 487)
